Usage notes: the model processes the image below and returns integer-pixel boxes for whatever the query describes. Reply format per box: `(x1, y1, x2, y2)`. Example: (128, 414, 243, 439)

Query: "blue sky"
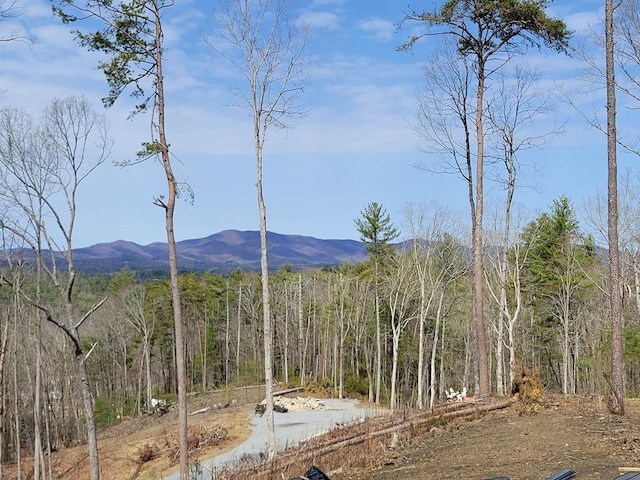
(1, 0, 630, 248)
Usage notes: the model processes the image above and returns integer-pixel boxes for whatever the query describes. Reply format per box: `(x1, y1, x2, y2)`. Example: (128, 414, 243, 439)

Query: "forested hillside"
(2, 194, 639, 471)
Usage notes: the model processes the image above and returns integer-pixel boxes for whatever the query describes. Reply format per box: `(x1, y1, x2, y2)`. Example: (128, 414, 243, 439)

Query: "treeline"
(2, 194, 640, 466)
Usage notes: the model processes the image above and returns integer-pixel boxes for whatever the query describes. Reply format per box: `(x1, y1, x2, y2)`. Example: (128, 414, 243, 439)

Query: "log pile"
(255, 396, 329, 415)
(275, 397, 328, 412)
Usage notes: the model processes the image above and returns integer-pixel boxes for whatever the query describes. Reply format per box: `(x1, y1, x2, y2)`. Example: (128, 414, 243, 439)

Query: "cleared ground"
(5, 392, 640, 480)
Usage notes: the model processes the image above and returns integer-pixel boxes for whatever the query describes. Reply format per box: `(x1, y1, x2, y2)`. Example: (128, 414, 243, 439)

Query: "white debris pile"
(445, 387, 468, 402)
(274, 396, 329, 411)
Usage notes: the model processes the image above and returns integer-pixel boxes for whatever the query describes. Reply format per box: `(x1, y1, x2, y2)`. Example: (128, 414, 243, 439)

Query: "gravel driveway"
(163, 398, 386, 480)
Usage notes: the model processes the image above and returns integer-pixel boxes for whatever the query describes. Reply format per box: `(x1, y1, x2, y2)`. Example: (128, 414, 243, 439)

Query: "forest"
(0, 0, 639, 479)
(2, 188, 640, 476)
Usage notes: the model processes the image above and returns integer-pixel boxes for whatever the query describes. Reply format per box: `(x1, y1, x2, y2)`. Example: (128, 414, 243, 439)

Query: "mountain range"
(70, 230, 369, 274)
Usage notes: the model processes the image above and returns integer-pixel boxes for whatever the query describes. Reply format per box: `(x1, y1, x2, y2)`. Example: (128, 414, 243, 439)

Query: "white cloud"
(358, 18, 395, 41)
(299, 11, 340, 29)
(312, 0, 345, 5)
(564, 11, 602, 34)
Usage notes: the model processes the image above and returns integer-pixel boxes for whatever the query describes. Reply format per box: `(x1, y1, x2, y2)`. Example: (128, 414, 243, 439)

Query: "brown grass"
(2, 387, 265, 480)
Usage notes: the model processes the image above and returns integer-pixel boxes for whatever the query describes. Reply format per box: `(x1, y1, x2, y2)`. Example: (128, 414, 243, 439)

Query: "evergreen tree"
(354, 201, 399, 404)
(521, 196, 596, 393)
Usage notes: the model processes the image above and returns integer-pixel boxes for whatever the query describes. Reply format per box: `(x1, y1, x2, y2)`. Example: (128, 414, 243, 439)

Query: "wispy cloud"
(299, 10, 340, 29)
(358, 18, 395, 41)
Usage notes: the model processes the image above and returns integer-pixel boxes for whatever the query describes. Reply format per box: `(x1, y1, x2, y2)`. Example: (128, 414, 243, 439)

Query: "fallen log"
(231, 396, 517, 479)
(274, 387, 304, 397)
(189, 407, 210, 416)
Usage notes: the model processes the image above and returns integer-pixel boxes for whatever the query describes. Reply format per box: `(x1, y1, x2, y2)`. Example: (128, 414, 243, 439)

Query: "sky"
(0, 0, 633, 248)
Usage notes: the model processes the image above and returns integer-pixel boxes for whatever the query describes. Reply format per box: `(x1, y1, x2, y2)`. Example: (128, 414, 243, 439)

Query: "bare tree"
(401, 0, 571, 398)
(484, 65, 562, 394)
(111, 278, 154, 414)
(584, 171, 640, 321)
(404, 202, 468, 408)
(384, 248, 418, 411)
(210, 0, 309, 459)
(0, 257, 11, 480)
(0, 96, 112, 480)
(0, 0, 34, 45)
(571, 0, 626, 414)
(605, 0, 624, 415)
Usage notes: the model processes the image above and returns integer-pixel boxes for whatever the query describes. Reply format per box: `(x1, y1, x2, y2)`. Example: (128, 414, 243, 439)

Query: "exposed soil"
(5, 393, 640, 480)
(339, 396, 640, 480)
(4, 388, 263, 480)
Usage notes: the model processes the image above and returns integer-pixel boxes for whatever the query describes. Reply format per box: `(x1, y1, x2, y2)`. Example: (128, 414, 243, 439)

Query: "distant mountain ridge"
(70, 230, 368, 274)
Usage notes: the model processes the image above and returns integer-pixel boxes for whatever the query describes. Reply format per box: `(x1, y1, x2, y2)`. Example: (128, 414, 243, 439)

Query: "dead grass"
(3, 387, 264, 480)
(9, 390, 635, 480)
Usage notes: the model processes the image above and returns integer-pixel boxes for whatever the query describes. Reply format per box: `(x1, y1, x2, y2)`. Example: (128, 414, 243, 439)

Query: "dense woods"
(2, 0, 640, 478)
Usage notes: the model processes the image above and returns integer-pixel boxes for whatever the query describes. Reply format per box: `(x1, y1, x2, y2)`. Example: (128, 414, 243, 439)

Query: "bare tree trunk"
(0, 313, 9, 480)
(474, 61, 490, 399)
(634, 256, 640, 316)
(429, 290, 445, 408)
(13, 298, 22, 480)
(236, 285, 242, 383)
(606, 0, 625, 415)
(225, 286, 231, 387)
(257, 143, 276, 459)
(202, 310, 209, 391)
(77, 343, 99, 480)
(365, 340, 374, 403)
(145, 333, 152, 411)
(33, 313, 45, 480)
(374, 279, 382, 405)
(283, 291, 289, 384)
(416, 282, 427, 409)
(298, 275, 305, 386)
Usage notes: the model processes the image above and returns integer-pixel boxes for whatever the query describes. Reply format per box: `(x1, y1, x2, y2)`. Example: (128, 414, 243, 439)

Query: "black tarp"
(295, 465, 330, 480)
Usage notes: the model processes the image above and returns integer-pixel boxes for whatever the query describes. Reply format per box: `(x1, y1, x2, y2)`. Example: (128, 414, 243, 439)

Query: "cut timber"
(189, 407, 210, 416)
(232, 396, 517, 479)
(620, 467, 640, 473)
(273, 387, 304, 397)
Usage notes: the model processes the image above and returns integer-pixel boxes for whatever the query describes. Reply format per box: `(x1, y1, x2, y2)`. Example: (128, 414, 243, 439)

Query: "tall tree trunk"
(283, 292, 289, 384)
(13, 294, 22, 480)
(33, 314, 44, 480)
(154, 7, 188, 473)
(226, 286, 231, 387)
(474, 60, 490, 398)
(236, 285, 242, 383)
(429, 290, 445, 408)
(374, 271, 382, 405)
(77, 344, 99, 480)
(256, 135, 276, 459)
(390, 333, 400, 411)
(416, 318, 426, 408)
(606, 0, 625, 414)
(416, 279, 427, 409)
(298, 274, 305, 386)
(633, 256, 640, 316)
(0, 316, 9, 480)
